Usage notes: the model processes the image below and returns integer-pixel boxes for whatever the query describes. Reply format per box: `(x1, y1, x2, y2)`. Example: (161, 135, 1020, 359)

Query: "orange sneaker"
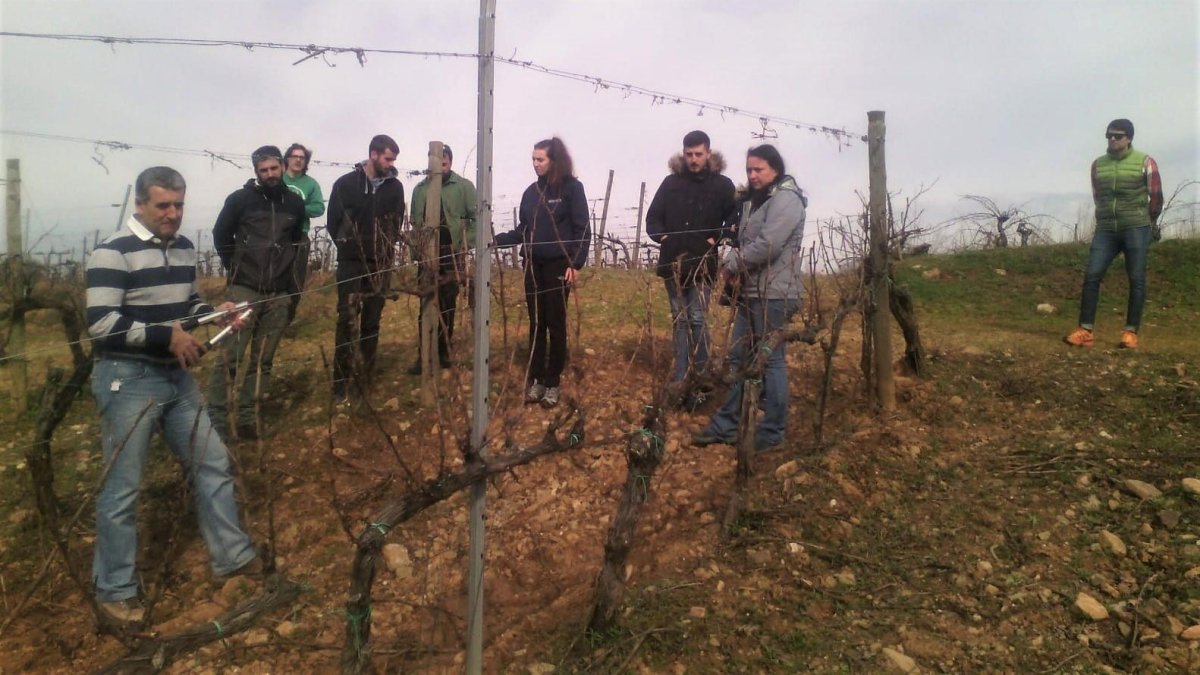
(1063, 327, 1094, 347)
(1118, 330, 1139, 349)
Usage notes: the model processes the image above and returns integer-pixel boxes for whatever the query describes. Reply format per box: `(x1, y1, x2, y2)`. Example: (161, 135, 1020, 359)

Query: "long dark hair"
(534, 137, 574, 189)
(747, 144, 786, 177)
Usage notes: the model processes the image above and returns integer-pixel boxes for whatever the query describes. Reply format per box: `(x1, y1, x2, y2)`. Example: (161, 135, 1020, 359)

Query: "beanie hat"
(1106, 119, 1134, 139)
(251, 145, 284, 165)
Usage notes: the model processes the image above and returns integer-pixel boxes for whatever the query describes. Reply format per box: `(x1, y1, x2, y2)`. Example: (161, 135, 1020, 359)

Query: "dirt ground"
(0, 265, 1198, 674)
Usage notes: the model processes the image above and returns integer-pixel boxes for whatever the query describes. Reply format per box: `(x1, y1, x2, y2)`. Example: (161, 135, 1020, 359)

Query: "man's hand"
(563, 267, 578, 286)
(169, 321, 205, 368)
(213, 302, 249, 331)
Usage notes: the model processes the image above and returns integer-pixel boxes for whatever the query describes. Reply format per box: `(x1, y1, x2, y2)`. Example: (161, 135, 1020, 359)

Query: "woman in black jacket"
(494, 137, 590, 408)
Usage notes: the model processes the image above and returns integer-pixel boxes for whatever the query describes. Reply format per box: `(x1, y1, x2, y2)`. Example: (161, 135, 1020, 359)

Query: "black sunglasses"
(1105, 133, 1127, 140)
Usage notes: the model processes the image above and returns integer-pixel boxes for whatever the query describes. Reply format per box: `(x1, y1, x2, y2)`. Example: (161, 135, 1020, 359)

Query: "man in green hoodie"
(1064, 119, 1163, 350)
(282, 143, 325, 325)
(408, 144, 478, 373)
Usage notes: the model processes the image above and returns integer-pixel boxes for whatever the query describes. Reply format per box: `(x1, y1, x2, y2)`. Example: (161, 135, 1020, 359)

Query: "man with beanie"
(408, 143, 478, 373)
(1064, 119, 1163, 350)
(327, 134, 405, 401)
(209, 145, 307, 440)
(282, 143, 325, 325)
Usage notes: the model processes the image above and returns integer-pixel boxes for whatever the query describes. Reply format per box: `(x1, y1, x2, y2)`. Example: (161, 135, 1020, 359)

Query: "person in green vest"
(282, 143, 326, 325)
(408, 144, 478, 373)
(1064, 119, 1163, 350)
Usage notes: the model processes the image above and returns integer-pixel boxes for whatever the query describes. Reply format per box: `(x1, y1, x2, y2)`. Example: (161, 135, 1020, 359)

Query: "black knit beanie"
(1106, 119, 1134, 139)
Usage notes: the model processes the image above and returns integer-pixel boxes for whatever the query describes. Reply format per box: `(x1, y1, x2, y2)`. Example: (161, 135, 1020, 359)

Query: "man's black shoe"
(691, 430, 735, 447)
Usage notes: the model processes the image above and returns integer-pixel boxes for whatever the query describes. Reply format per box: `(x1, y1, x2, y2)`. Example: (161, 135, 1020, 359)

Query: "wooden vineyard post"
(593, 169, 614, 268)
(419, 142, 445, 406)
(632, 181, 646, 270)
(867, 111, 895, 411)
(6, 159, 27, 414)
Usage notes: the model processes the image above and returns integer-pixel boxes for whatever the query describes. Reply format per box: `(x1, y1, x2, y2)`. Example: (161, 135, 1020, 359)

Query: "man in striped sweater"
(86, 166, 260, 626)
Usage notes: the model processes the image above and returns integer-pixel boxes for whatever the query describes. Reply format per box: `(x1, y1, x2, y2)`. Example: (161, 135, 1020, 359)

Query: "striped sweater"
(86, 217, 213, 364)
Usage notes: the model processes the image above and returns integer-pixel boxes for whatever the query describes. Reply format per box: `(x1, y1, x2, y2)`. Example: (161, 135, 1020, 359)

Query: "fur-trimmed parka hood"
(667, 150, 727, 176)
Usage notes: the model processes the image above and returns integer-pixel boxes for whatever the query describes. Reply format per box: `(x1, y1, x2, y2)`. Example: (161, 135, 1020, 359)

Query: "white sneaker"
(541, 386, 561, 408)
(525, 383, 546, 404)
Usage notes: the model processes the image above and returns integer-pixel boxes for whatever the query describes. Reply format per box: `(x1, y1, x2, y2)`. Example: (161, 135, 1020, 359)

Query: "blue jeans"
(1078, 226, 1151, 331)
(704, 298, 800, 447)
(91, 358, 255, 602)
(664, 278, 712, 383)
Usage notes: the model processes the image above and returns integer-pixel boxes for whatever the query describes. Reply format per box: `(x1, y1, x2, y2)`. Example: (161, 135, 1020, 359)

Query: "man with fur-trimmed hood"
(646, 130, 736, 406)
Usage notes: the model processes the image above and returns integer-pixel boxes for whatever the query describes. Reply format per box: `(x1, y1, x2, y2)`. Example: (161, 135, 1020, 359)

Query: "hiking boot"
(98, 597, 145, 624)
(525, 383, 546, 404)
(1118, 330, 1139, 349)
(541, 386, 561, 408)
(691, 429, 736, 447)
(1063, 327, 1094, 348)
(216, 556, 264, 584)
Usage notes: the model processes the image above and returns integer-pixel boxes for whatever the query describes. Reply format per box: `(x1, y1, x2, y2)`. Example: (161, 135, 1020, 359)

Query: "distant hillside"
(892, 238, 1200, 351)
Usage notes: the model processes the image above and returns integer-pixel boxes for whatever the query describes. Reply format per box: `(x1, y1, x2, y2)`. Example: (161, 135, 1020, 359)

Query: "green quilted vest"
(1094, 148, 1151, 232)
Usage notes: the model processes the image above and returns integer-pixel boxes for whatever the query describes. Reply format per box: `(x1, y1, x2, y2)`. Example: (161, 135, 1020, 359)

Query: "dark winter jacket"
(646, 152, 736, 283)
(213, 179, 307, 293)
(327, 163, 405, 269)
(494, 176, 590, 269)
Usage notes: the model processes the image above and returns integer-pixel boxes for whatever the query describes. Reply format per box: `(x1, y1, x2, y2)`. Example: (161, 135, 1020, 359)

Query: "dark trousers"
(333, 262, 387, 394)
(286, 240, 311, 324)
(524, 257, 571, 387)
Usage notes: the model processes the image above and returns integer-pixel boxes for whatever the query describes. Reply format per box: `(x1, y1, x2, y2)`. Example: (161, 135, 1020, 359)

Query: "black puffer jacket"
(645, 152, 736, 283)
(327, 164, 406, 268)
(213, 179, 307, 293)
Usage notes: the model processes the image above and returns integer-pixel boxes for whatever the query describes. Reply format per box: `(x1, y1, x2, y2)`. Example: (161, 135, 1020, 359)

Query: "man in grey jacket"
(694, 144, 806, 452)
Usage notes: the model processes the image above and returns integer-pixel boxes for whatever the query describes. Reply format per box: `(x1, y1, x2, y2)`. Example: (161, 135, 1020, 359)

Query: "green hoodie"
(410, 171, 479, 250)
(282, 173, 325, 235)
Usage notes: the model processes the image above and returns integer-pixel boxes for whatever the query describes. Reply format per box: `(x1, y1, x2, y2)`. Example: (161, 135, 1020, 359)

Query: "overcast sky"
(1, 0, 1197, 255)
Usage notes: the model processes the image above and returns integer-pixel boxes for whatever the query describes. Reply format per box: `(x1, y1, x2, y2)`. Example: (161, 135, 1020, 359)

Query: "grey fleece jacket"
(725, 176, 806, 300)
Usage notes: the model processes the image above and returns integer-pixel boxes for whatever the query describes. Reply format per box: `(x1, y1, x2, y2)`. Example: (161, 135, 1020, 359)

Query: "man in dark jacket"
(327, 134, 405, 400)
(646, 130, 736, 405)
(209, 145, 306, 440)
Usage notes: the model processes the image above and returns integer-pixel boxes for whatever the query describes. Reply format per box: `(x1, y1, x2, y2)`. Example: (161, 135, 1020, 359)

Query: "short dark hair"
(252, 145, 283, 168)
(1106, 118, 1135, 140)
(683, 130, 710, 149)
(534, 137, 575, 188)
(134, 166, 186, 202)
(369, 134, 399, 156)
(747, 144, 786, 177)
(284, 143, 312, 174)
(441, 144, 453, 161)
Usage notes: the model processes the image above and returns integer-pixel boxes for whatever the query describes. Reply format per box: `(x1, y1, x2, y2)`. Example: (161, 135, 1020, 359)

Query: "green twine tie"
(637, 427, 664, 451)
(347, 606, 373, 655)
(635, 473, 650, 500)
(211, 620, 223, 637)
(370, 522, 390, 536)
